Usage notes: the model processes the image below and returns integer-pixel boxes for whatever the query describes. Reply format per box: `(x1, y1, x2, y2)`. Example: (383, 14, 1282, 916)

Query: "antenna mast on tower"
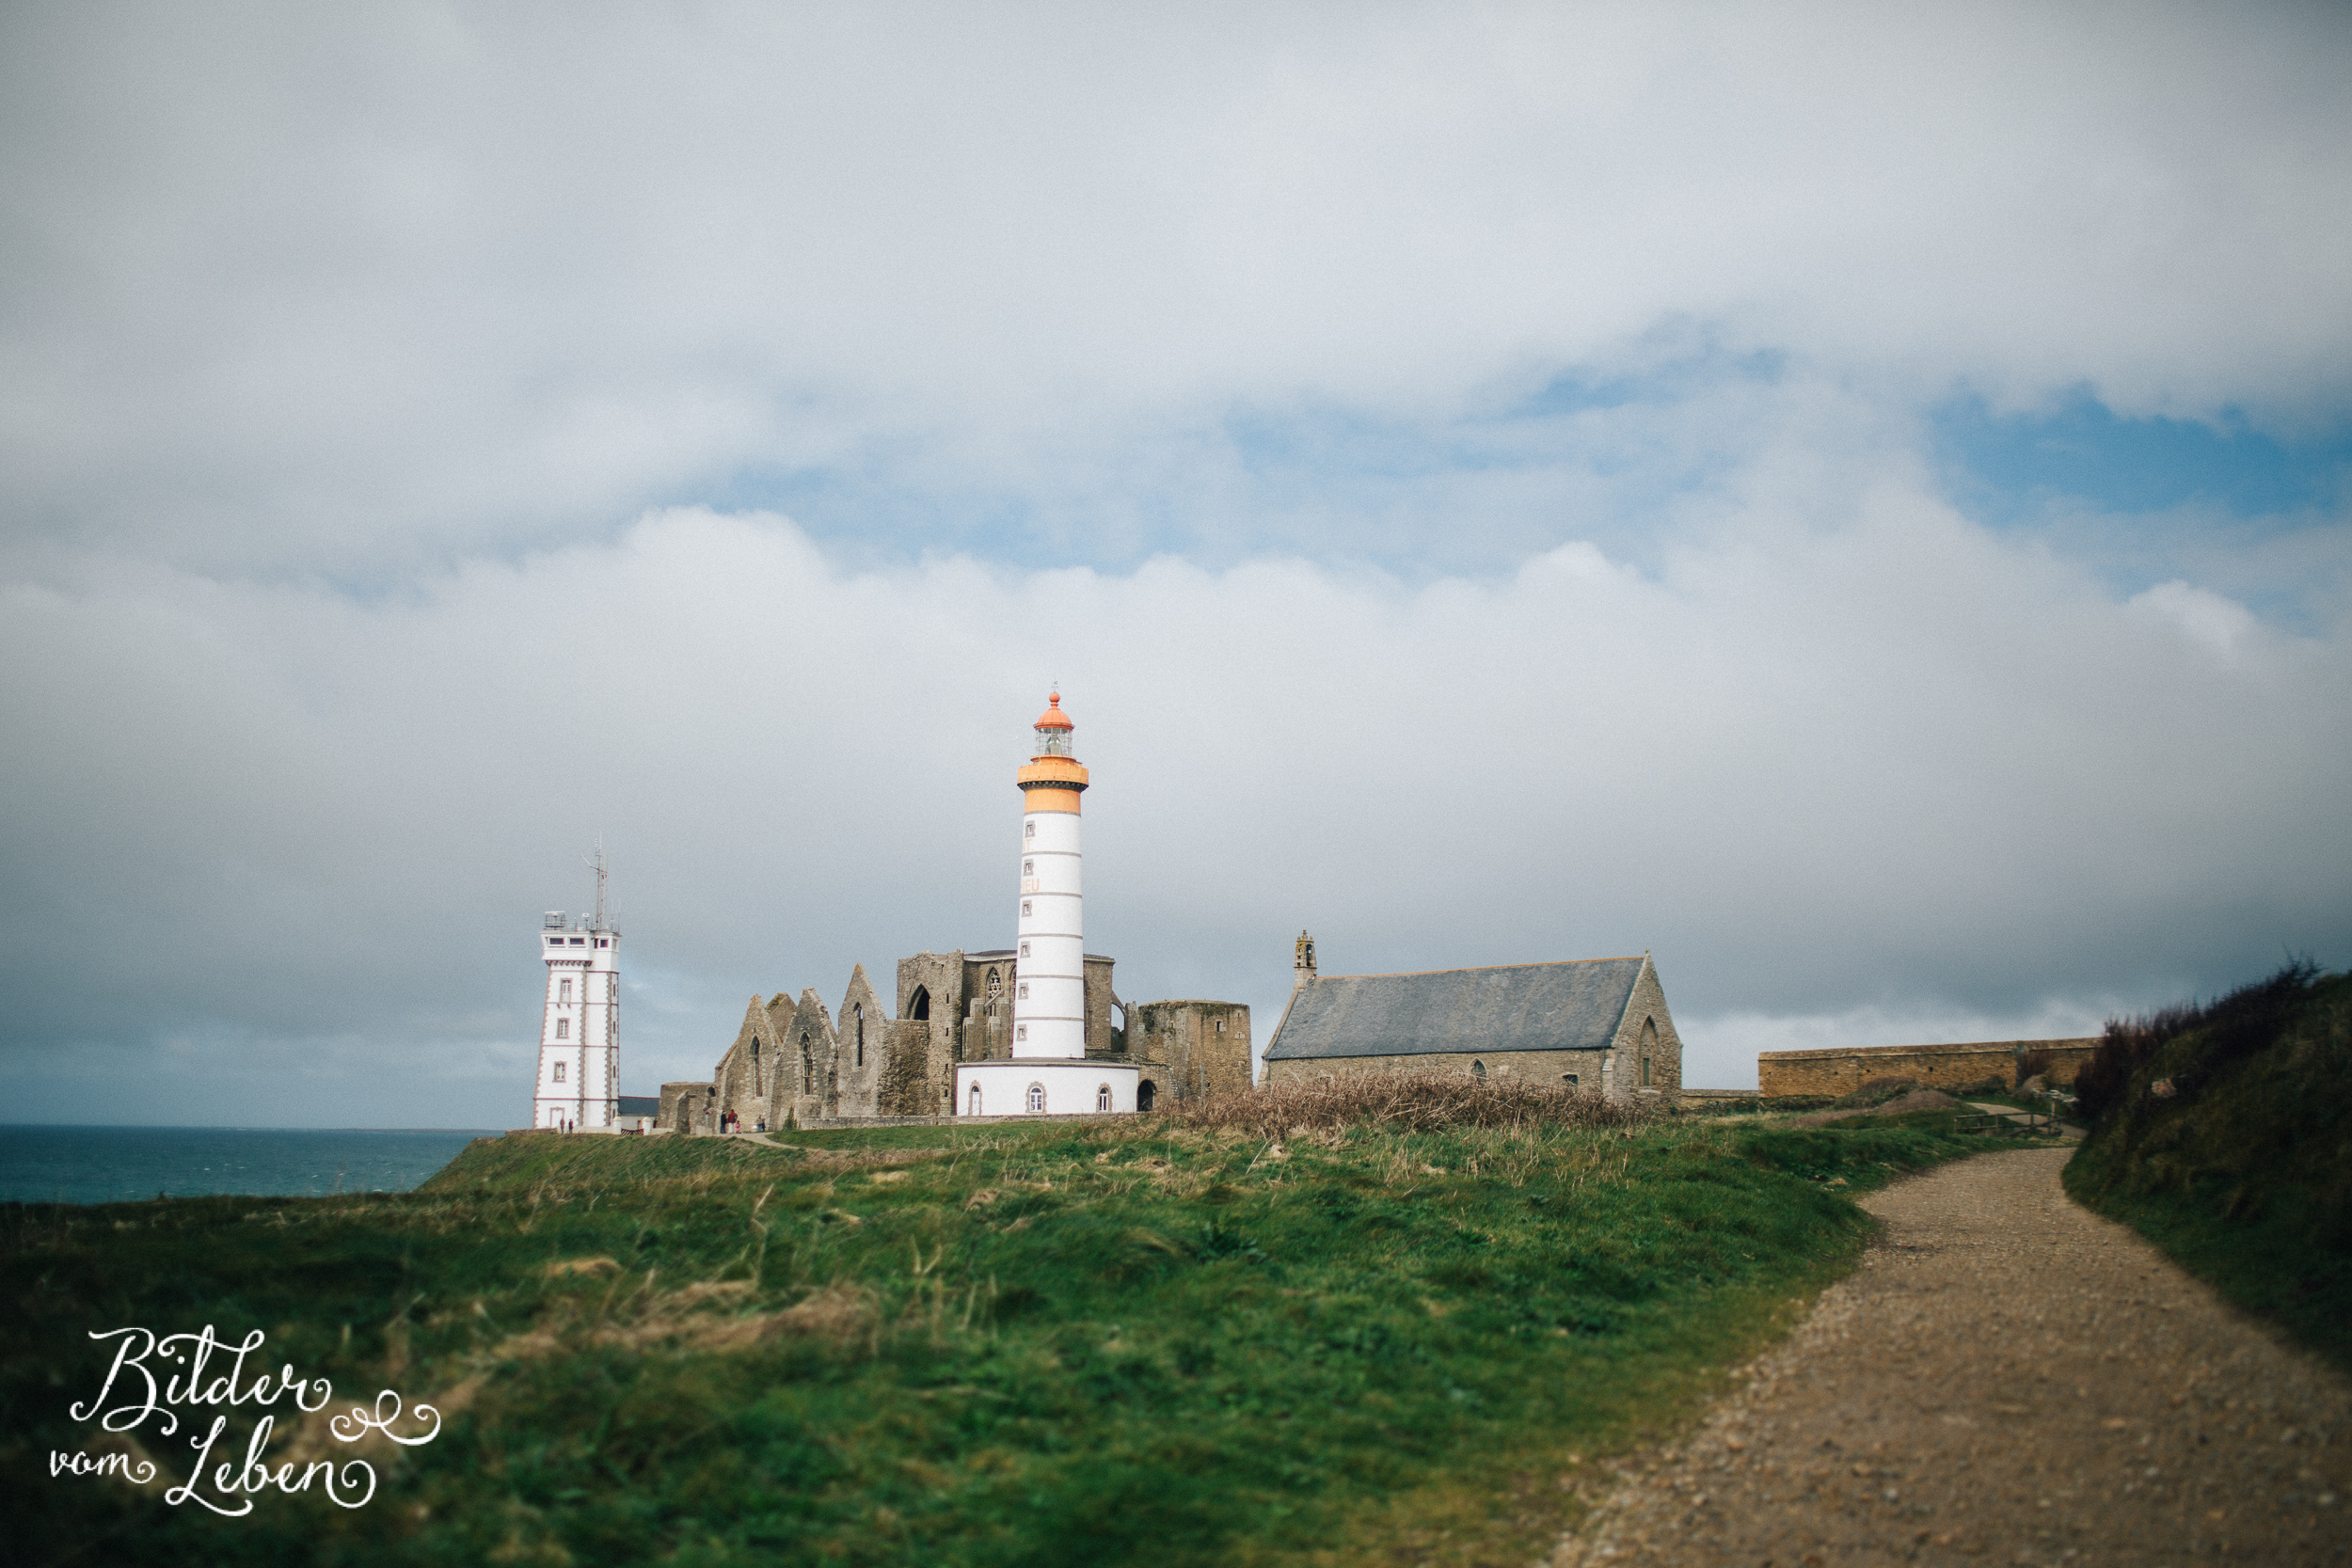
(585, 839, 609, 931)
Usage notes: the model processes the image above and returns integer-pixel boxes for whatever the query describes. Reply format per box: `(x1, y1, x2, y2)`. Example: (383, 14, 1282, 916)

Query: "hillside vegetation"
(2063, 962, 2352, 1368)
(8, 1087, 1991, 1567)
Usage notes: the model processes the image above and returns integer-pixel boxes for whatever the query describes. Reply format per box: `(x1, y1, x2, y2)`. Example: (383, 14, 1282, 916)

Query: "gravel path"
(1548, 1147, 2350, 1565)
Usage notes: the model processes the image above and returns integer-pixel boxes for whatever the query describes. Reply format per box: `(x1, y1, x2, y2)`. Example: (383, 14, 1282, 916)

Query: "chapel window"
(855, 1005, 865, 1067)
(1642, 1056, 1652, 1085)
(968, 1082, 983, 1116)
(1096, 1084, 1112, 1112)
(987, 970, 1002, 999)
(1026, 1082, 1046, 1113)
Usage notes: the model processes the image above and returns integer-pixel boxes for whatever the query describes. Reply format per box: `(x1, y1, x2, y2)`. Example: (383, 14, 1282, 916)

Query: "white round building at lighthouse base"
(955, 1060, 1140, 1118)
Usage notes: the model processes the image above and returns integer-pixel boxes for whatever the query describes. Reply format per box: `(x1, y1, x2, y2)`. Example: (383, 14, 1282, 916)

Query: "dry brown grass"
(1178, 1070, 1656, 1140)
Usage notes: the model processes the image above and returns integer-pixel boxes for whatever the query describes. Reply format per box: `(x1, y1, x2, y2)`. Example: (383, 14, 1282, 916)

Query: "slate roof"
(1263, 958, 1648, 1061)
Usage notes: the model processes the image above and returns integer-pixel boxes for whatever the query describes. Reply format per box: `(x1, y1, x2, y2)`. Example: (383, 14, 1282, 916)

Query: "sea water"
(0, 1126, 500, 1205)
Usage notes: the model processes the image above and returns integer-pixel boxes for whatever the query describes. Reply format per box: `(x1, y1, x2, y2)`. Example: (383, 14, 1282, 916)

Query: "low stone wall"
(1756, 1038, 2099, 1098)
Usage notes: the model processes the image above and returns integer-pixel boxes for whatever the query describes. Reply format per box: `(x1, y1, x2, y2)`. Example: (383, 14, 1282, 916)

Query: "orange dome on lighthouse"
(1033, 691, 1073, 731)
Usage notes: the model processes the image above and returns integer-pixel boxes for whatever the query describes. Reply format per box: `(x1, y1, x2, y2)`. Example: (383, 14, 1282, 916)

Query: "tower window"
(1023, 860, 1034, 876)
(569, 937, 584, 945)
(855, 1005, 865, 1067)
(559, 978, 572, 1004)
(1025, 822, 1035, 840)
(1019, 942, 1030, 958)
(1021, 900, 1032, 917)
(1215, 1018, 1224, 1034)
(1026, 1082, 1046, 1113)
(596, 939, 608, 948)
(552, 1062, 566, 1083)
(1016, 1024, 1027, 1041)
(556, 1018, 569, 1039)
(1017, 983, 1029, 1000)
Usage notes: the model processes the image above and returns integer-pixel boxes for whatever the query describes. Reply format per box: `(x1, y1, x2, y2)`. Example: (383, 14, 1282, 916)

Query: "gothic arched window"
(987, 969, 1002, 1000)
(909, 986, 930, 1021)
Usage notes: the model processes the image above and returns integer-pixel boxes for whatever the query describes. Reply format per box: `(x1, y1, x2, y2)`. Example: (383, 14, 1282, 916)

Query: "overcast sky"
(4, 3, 2347, 1127)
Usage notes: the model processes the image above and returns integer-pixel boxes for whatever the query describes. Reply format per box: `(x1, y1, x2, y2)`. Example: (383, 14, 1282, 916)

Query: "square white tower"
(532, 865, 621, 1129)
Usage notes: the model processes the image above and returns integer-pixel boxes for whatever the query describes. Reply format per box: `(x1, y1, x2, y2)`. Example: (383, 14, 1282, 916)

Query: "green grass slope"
(9, 1112, 1988, 1568)
(2063, 965, 2352, 1368)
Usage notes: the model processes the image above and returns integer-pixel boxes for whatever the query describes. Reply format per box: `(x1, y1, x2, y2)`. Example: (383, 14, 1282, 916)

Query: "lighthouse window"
(1021, 900, 1032, 917)
(596, 939, 608, 948)
(559, 978, 572, 1004)
(1019, 942, 1030, 958)
(1017, 983, 1029, 1000)
(1025, 822, 1036, 840)
(568, 937, 585, 945)
(1026, 1082, 1046, 1113)
(552, 1062, 566, 1083)
(556, 1018, 569, 1039)
(1023, 861, 1034, 876)
(546, 937, 560, 946)
(1016, 1024, 1027, 1041)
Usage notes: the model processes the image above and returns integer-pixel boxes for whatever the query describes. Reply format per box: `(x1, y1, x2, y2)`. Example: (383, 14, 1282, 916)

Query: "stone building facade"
(660, 946, 1248, 1130)
(1131, 1001, 1253, 1103)
(1756, 1037, 2100, 1098)
(1261, 937, 1684, 1101)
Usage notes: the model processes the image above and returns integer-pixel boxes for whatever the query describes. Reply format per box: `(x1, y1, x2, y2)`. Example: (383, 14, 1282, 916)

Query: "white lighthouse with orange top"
(955, 691, 1139, 1118)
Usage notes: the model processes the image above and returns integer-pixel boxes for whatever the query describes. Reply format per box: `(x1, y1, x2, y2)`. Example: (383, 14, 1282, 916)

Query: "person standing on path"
(1551, 1147, 2350, 1566)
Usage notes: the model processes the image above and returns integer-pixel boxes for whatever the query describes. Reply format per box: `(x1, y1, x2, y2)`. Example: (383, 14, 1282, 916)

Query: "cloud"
(3, 3, 2348, 577)
(4, 474, 2344, 1121)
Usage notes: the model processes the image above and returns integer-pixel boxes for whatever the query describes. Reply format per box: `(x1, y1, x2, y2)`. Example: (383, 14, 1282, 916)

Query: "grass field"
(8, 1105, 1991, 1567)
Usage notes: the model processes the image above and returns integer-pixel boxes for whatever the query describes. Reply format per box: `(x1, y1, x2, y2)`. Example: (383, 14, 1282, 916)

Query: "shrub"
(2074, 958, 2321, 1121)
(1181, 1069, 1652, 1139)
(2012, 1049, 2053, 1086)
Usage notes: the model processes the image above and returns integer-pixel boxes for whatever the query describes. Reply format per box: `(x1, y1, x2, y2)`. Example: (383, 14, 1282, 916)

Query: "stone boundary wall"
(1756, 1038, 2100, 1098)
